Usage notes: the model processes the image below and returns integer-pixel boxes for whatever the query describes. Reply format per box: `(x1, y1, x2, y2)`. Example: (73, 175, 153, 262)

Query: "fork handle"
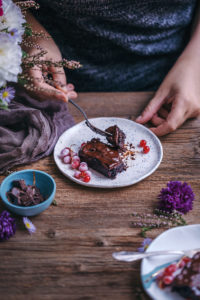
(68, 99, 89, 121)
(112, 250, 185, 262)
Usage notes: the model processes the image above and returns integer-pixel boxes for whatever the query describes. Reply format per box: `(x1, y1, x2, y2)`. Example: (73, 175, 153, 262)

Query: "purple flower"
(0, 211, 16, 241)
(138, 238, 152, 252)
(0, 87, 15, 104)
(158, 181, 194, 214)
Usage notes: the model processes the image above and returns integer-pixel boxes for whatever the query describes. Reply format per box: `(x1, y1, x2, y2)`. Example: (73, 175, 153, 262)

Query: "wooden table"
(0, 92, 200, 300)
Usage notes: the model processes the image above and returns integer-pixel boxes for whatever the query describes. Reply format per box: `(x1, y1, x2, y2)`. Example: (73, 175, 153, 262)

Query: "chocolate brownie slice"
(79, 138, 125, 179)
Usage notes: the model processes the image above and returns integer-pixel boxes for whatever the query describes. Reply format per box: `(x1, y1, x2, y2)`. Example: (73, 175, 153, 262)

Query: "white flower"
(0, 33, 22, 87)
(0, 0, 25, 42)
(23, 217, 36, 235)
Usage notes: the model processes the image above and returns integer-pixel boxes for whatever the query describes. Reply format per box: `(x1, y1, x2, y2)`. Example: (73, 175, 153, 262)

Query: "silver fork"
(112, 248, 200, 262)
(69, 99, 112, 138)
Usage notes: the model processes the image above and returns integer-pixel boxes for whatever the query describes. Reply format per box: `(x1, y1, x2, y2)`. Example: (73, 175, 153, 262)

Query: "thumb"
(135, 93, 165, 124)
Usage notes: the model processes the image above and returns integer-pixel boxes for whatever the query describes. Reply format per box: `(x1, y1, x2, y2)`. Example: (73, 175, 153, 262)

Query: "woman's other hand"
(136, 3, 200, 136)
(136, 55, 200, 136)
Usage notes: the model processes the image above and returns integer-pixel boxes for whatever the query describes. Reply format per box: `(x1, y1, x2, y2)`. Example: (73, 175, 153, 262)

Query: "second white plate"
(54, 117, 163, 188)
(141, 224, 200, 300)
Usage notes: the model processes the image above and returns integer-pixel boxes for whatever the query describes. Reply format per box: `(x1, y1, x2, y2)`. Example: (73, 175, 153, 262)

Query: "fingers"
(28, 66, 77, 102)
(151, 113, 165, 126)
(49, 66, 78, 100)
(150, 99, 187, 136)
(28, 66, 67, 102)
(158, 107, 169, 119)
(136, 92, 166, 124)
(49, 66, 67, 90)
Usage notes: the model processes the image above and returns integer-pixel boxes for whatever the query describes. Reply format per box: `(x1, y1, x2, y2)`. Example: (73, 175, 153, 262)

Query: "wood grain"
(0, 92, 199, 300)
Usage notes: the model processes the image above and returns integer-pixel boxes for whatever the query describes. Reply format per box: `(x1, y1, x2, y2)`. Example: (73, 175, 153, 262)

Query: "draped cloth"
(0, 90, 74, 174)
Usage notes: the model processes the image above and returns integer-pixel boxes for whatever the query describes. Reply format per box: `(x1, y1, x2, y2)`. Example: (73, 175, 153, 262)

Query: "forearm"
(26, 11, 49, 36)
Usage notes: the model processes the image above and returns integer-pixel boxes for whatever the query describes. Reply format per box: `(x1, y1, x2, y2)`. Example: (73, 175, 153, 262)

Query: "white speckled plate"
(54, 117, 163, 188)
(141, 224, 200, 300)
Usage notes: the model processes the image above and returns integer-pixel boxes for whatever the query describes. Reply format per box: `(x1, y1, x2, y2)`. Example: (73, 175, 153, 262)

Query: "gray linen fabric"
(0, 90, 74, 174)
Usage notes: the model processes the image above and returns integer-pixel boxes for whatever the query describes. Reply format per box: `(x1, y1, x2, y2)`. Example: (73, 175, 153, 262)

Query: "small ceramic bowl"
(0, 169, 56, 216)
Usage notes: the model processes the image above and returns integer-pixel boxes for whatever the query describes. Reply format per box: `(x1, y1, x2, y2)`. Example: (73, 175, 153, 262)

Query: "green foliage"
(22, 50, 28, 59)
(23, 23, 32, 37)
(0, 98, 8, 110)
(18, 77, 28, 86)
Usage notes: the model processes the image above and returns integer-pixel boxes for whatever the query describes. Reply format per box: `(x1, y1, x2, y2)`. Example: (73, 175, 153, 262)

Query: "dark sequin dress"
(34, 0, 197, 91)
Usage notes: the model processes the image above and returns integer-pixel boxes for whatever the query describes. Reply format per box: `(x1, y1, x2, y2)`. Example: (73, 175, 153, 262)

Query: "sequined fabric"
(34, 0, 196, 91)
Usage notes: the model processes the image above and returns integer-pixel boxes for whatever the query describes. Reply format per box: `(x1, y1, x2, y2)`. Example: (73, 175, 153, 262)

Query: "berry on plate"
(60, 147, 70, 157)
(79, 162, 88, 172)
(74, 170, 81, 179)
(83, 175, 91, 183)
(143, 145, 150, 154)
(164, 264, 177, 275)
(140, 140, 147, 147)
(71, 160, 80, 169)
(163, 275, 173, 285)
(63, 155, 71, 164)
(72, 155, 80, 162)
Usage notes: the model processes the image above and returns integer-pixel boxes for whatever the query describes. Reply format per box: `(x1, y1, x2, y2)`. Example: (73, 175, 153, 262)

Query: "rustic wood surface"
(0, 92, 200, 300)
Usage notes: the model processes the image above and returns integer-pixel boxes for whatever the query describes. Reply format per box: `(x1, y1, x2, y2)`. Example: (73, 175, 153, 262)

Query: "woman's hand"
(136, 55, 200, 136)
(136, 2, 200, 136)
(27, 38, 77, 102)
(24, 12, 77, 102)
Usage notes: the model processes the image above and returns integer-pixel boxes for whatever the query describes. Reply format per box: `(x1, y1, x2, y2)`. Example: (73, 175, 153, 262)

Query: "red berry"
(143, 145, 150, 154)
(83, 175, 90, 183)
(71, 160, 80, 169)
(81, 142, 86, 148)
(140, 140, 147, 147)
(72, 156, 80, 162)
(63, 156, 71, 164)
(60, 147, 70, 157)
(164, 264, 177, 275)
(79, 162, 88, 172)
(179, 257, 191, 268)
(163, 276, 173, 285)
(183, 257, 191, 263)
(84, 170, 92, 177)
(74, 170, 81, 179)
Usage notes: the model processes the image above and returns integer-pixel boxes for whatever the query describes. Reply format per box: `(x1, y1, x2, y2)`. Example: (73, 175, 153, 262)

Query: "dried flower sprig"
(131, 209, 187, 237)
(16, 1, 40, 11)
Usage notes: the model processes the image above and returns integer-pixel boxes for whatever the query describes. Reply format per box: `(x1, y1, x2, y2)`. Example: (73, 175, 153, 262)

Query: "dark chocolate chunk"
(13, 180, 27, 191)
(105, 125, 126, 150)
(6, 180, 45, 207)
